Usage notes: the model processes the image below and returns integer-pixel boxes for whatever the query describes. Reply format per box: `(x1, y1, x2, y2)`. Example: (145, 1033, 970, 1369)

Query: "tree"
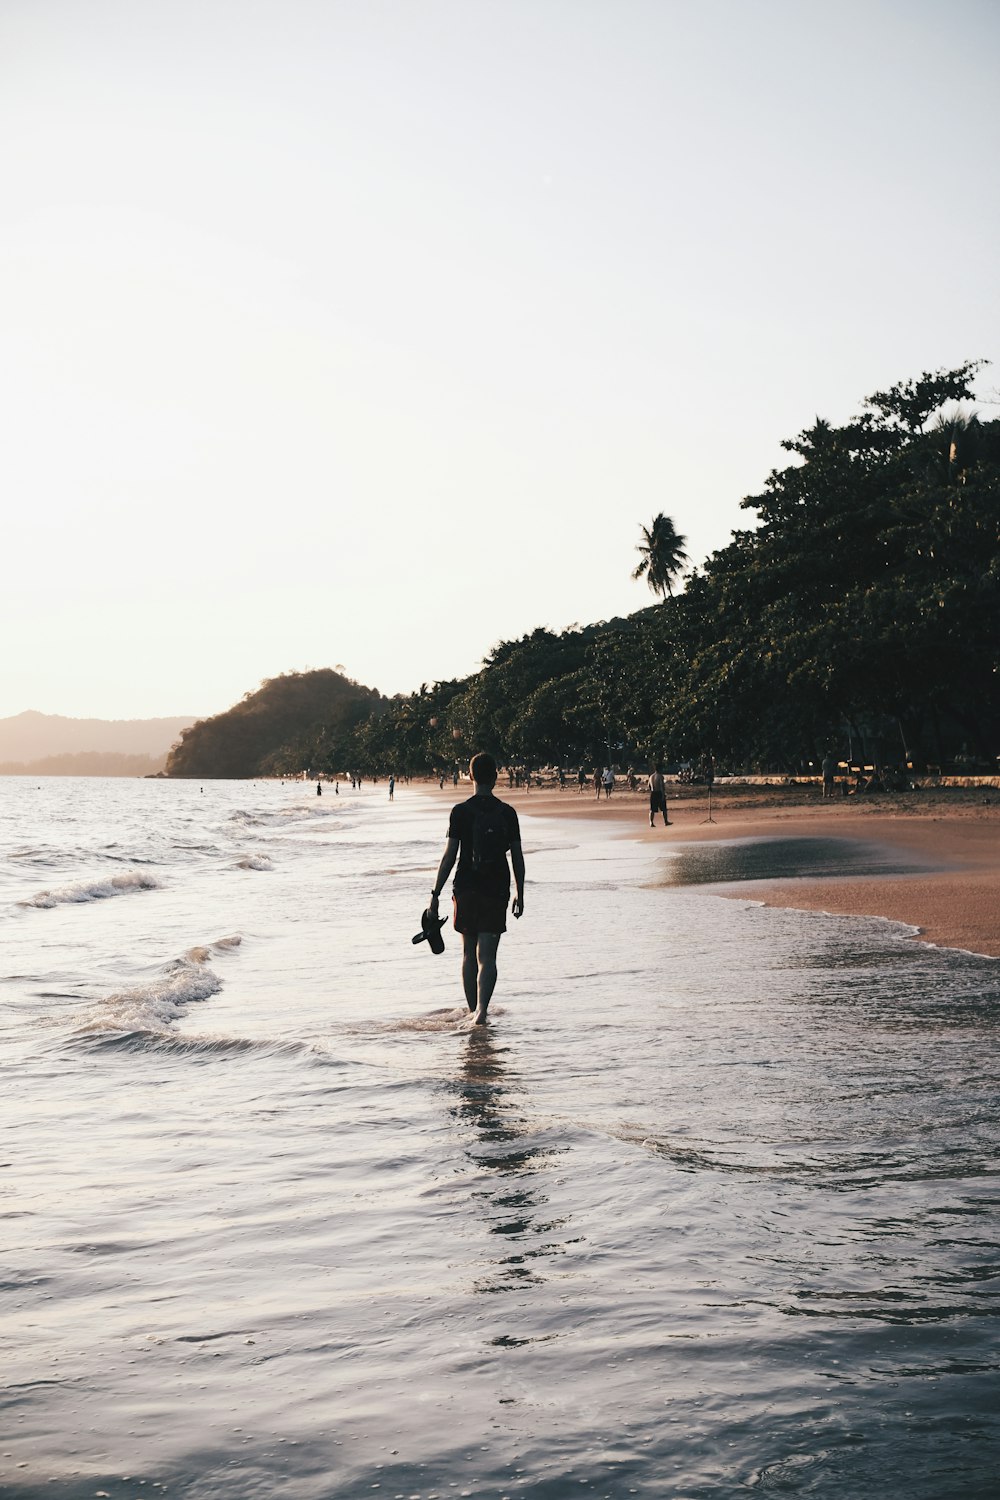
(670, 360, 1000, 768)
(632, 513, 689, 598)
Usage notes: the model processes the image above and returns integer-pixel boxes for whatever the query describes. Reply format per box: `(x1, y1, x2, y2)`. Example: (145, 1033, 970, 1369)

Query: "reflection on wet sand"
(449, 1030, 570, 1297)
(658, 835, 934, 887)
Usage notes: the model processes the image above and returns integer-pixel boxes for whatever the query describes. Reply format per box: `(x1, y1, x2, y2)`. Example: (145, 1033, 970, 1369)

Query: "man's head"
(469, 752, 498, 788)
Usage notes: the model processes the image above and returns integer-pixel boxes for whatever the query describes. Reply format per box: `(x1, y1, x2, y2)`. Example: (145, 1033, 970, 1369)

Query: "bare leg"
(474, 932, 501, 1022)
(461, 932, 478, 1013)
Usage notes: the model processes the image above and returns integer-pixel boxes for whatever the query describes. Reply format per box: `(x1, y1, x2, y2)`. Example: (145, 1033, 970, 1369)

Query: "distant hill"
(165, 670, 383, 779)
(0, 751, 167, 778)
(0, 711, 195, 775)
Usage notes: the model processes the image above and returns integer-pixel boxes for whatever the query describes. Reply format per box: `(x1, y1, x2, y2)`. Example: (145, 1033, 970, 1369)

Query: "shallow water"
(2, 778, 998, 1498)
(657, 835, 933, 885)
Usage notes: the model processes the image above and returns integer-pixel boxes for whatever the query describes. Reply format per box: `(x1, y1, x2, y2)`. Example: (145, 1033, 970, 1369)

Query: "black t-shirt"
(447, 793, 521, 897)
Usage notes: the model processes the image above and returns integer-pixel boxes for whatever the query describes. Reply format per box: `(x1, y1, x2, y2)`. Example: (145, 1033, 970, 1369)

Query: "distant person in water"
(316, 780, 322, 796)
(388, 774, 395, 800)
(429, 752, 525, 1024)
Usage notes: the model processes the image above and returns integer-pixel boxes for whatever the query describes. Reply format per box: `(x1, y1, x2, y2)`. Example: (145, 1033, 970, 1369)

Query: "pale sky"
(2, 0, 998, 720)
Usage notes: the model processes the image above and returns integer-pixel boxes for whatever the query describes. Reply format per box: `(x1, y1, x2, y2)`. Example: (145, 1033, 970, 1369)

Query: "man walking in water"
(429, 752, 525, 1024)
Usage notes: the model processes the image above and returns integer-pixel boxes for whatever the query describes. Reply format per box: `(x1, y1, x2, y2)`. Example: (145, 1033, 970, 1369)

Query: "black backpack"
(470, 799, 509, 872)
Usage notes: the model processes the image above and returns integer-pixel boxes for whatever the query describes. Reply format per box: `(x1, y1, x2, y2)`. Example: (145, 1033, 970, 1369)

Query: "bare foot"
(473, 1007, 489, 1025)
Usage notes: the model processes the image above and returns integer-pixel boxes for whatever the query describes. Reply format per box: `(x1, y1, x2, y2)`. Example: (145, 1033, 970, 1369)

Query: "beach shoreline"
(414, 779, 999, 958)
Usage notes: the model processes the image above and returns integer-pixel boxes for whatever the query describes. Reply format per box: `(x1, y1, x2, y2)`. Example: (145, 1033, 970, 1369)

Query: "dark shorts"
(649, 790, 667, 812)
(453, 889, 508, 935)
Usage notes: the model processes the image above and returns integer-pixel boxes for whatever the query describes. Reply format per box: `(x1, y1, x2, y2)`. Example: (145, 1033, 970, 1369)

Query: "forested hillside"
(167, 365, 1000, 779)
(164, 670, 383, 778)
(343, 363, 999, 777)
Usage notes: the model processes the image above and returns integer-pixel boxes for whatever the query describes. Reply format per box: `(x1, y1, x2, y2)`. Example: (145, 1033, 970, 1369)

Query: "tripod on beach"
(699, 753, 717, 824)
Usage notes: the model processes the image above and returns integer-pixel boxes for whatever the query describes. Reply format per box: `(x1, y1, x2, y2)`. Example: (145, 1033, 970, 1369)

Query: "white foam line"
(20, 871, 161, 909)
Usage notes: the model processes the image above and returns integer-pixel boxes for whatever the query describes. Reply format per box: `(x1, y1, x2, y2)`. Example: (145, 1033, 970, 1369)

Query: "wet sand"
(429, 780, 999, 958)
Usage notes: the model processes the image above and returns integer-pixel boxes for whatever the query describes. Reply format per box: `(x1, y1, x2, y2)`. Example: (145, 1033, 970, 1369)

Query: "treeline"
(167, 365, 1000, 780)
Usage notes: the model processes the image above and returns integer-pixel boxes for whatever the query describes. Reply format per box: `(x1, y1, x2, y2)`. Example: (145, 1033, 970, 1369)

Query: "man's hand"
(512, 894, 524, 919)
(429, 890, 440, 913)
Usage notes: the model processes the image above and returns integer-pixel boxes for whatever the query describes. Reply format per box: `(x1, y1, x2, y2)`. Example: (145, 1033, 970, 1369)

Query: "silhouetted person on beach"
(316, 780, 322, 796)
(648, 763, 670, 827)
(821, 752, 837, 798)
(429, 752, 525, 1024)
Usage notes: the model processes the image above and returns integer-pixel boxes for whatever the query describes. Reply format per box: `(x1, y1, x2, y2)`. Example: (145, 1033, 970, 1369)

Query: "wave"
(234, 853, 273, 871)
(75, 958, 221, 1038)
(89, 1031, 309, 1059)
(374, 1005, 509, 1033)
(19, 870, 161, 908)
(226, 803, 343, 830)
(73, 936, 239, 1041)
(179, 936, 241, 964)
(212, 934, 242, 950)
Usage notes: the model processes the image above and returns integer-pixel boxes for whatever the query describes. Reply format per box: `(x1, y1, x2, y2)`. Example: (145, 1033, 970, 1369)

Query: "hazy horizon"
(2, 0, 998, 720)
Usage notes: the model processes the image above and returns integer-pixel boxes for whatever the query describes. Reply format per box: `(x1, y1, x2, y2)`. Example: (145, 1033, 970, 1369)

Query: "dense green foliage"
(164, 670, 383, 778)
(168, 365, 1000, 779)
(670, 360, 1000, 769)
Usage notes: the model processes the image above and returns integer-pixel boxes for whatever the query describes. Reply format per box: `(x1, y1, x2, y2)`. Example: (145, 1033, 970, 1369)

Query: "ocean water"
(2, 777, 998, 1500)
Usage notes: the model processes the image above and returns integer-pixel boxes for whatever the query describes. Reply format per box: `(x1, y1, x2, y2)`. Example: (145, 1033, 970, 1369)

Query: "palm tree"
(632, 513, 689, 598)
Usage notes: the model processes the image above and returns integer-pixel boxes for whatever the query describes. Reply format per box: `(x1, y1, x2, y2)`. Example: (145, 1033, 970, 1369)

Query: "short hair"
(469, 752, 498, 785)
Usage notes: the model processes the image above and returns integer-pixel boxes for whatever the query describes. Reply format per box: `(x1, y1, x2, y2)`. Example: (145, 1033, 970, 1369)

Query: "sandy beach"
(437, 779, 1000, 959)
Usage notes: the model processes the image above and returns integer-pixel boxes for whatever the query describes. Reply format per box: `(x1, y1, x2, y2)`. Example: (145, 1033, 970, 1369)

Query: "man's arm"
(510, 841, 525, 918)
(429, 837, 459, 910)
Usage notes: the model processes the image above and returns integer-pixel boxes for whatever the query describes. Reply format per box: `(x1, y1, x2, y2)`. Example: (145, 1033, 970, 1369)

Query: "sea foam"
(20, 870, 161, 909)
(234, 853, 273, 870)
(77, 948, 227, 1038)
